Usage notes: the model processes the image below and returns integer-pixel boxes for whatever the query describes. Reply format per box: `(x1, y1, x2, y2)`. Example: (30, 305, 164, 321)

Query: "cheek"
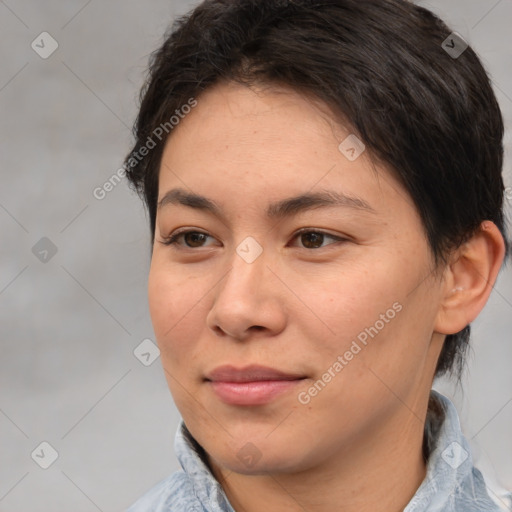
(299, 254, 433, 375)
(298, 259, 397, 342)
(147, 261, 205, 361)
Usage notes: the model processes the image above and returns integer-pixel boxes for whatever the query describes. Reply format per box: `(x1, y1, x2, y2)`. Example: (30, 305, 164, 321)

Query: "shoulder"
(126, 470, 203, 512)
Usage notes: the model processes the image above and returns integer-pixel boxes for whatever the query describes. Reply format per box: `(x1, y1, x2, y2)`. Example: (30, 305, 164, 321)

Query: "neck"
(208, 400, 430, 512)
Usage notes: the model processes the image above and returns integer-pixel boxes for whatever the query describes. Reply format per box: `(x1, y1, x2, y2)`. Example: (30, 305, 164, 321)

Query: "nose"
(206, 246, 287, 342)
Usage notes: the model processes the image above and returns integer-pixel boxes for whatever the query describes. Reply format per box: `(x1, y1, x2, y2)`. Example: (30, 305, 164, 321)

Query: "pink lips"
(205, 365, 306, 405)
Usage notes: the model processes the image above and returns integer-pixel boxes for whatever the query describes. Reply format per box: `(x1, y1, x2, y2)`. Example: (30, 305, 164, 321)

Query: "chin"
(206, 438, 311, 476)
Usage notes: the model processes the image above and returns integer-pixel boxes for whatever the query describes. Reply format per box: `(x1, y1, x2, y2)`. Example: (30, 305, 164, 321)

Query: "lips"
(205, 365, 306, 405)
(205, 364, 305, 383)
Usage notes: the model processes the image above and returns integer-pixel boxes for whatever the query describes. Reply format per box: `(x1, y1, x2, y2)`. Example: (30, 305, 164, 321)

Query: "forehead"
(157, 81, 409, 221)
(161, 81, 348, 163)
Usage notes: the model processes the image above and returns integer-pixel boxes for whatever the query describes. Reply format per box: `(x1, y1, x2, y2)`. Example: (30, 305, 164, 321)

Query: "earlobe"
(434, 221, 506, 335)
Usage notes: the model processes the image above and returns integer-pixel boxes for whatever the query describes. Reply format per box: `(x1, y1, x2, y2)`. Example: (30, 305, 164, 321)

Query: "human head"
(124, 0, 509, 382)
(123, 0, 510, 491)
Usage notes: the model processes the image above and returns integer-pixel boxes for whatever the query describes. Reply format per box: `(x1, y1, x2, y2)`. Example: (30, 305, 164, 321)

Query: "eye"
(159, 228, 346, 250)
(289, 229, 346, 249)
(159, 229, 216, 248)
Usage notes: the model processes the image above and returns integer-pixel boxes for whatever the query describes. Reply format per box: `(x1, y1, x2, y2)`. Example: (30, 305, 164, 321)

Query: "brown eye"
(291, 229, 345, 250)
(182, 232, 209, 247)
(161, 230, 214, 248)
(300, 232, 325, 249)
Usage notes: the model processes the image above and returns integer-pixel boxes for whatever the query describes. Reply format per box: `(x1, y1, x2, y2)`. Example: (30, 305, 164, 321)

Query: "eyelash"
(159, 228, 347, 250)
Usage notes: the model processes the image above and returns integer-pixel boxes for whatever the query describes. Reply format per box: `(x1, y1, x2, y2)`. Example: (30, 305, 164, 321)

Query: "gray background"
(0, 1, 511, 511)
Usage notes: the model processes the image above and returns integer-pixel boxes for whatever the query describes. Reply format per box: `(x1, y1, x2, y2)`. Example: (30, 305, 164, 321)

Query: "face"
(148, 80, 446, 475)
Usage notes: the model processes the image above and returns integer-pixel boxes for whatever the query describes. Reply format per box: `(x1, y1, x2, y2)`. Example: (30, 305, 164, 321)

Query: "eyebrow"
(157, 187, 376, 219)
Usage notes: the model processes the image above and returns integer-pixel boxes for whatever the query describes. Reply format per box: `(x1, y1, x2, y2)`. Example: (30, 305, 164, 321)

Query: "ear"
(434, 221, 506, 335)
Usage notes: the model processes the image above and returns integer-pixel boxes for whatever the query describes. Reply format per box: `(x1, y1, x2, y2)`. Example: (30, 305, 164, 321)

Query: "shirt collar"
(175, 421, 236, 512)
(405, 389, 499, 511)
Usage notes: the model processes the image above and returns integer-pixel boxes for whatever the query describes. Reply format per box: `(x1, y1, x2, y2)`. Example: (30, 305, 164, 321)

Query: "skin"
(147, 80, 505, 512)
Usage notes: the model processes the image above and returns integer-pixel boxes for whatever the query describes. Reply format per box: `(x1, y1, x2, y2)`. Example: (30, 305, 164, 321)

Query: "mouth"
(205, 365, 307, 406)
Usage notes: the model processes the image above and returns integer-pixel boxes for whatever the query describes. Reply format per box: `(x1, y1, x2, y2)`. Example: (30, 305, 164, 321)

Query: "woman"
(124, 0, 509, 510)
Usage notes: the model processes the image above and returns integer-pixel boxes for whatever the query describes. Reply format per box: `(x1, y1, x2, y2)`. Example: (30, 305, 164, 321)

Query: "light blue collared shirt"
(127, 390, 502, 511)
